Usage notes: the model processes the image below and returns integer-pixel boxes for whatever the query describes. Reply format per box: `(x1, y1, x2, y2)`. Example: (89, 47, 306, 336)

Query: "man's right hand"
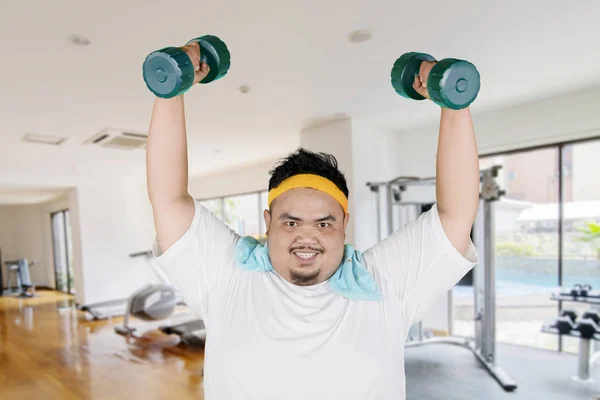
(182, 42, 211, 85)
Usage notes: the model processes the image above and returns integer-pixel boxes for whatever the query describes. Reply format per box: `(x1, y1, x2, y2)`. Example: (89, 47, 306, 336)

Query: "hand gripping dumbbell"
(143, 35, 231, 98)
(390, 52, 481, 110)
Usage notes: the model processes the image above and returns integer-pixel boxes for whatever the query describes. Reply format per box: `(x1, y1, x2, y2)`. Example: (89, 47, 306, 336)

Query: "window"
(224, 193, 260, 238)
(51, 210, 75, 294)
(199, 190, 268, 243)
(561, 141, 600, 353)
(452, 136, 600, 354)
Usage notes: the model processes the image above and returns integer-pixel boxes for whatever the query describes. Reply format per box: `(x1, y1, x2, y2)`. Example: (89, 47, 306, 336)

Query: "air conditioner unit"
(83, 128, 147, 150)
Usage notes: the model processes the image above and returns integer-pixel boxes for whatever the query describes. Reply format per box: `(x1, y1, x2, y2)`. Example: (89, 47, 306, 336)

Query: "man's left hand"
(413, 60, 436, 100)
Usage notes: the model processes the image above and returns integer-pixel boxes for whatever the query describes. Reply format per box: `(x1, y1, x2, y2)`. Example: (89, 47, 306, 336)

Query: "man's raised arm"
(413, 61, 480, 256)
(146, 43, 210, 251)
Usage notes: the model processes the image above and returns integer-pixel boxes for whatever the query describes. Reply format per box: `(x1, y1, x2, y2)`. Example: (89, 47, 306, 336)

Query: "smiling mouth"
(292, 250, 320, 263)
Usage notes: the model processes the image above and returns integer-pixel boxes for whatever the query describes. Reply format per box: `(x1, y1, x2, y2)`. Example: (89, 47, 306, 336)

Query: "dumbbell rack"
(542, 291, 600, 382)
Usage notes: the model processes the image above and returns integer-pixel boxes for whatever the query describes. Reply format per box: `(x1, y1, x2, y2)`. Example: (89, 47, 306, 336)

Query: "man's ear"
(263, 209, 271, 235)
(343, 212, 350, 237)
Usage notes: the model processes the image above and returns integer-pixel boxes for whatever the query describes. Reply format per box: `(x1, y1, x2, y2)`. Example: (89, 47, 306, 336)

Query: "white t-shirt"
(153, 200, 477, 400)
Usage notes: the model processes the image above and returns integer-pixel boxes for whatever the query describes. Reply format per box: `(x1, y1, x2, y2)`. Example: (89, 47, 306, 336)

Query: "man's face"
(263, 188, 349, 286)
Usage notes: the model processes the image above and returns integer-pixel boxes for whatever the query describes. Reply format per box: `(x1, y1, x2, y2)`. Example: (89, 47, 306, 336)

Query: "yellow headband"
(268, 174, 348, 213)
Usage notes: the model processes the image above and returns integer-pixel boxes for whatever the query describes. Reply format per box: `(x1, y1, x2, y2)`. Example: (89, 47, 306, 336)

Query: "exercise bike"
(114, 250, 206, 346)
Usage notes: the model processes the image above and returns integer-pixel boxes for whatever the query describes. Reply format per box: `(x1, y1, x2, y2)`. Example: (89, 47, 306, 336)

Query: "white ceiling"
(1, 0, 600, 204)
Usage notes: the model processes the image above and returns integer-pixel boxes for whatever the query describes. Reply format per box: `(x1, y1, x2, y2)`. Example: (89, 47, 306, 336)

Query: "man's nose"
(295, 226, 319, 246)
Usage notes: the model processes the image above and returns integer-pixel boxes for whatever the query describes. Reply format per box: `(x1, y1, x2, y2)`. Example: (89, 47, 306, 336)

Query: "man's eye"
(318, 222, 330, 228)
(286, 221, 298, 227)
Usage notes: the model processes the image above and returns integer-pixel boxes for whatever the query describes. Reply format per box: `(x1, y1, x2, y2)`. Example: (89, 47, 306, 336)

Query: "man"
(146, 43, 479, 399)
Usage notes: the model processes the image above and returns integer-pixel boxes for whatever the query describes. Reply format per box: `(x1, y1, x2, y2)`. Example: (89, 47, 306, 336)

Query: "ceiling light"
(239, 85, 250, 94)
(348, 29, 374, 44)
(68, 34, 91, 46)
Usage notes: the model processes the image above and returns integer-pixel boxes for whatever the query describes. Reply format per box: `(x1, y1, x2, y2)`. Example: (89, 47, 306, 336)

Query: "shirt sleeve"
(362, 203, 477, 325)
(151, 200, 240, 320)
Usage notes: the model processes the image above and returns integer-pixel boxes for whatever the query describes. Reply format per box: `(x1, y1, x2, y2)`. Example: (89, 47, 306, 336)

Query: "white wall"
(473, 88, 600, 155)
(74, 176, 156, 305)
(189, 158, 277, 200)
(0, 204, 47, 289)
(350, 119, 415, 252)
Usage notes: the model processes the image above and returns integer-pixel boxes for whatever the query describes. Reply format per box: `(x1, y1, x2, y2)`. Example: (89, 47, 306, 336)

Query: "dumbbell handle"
(183, 41, 209, 69)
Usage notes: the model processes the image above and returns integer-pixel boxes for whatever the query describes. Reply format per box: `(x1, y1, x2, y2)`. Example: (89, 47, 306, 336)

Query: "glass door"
(51, 210, 74, 294)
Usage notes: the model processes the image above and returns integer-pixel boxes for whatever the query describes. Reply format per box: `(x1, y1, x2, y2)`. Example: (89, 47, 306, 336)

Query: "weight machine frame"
(366, 166, 517, 392)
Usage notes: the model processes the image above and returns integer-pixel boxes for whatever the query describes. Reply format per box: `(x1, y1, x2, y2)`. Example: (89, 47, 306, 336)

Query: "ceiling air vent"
(22, 133, 67, 146)
(83, 128, 147, 150)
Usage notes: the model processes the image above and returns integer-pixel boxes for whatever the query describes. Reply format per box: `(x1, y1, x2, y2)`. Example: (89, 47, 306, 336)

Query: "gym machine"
(542, 286, 600, 382)
(113, 250, 206, 346)
(77, 253, 186, 321)
(78, 297, 131, 320)
(366, 165, 518, 392)
(1, 257, 38, 298)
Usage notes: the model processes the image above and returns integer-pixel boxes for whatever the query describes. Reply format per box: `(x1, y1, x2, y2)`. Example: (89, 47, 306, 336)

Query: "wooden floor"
(0, 290, 205, 400)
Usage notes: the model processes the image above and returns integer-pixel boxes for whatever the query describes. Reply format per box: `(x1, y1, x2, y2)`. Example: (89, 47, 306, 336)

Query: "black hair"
(268, 147, 349, 199)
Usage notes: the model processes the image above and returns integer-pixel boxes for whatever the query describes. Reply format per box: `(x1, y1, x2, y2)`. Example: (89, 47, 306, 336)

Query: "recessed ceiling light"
(348, 29, 374, 43)
(239, 85, 250, 94)
(68, 34, 91, 46)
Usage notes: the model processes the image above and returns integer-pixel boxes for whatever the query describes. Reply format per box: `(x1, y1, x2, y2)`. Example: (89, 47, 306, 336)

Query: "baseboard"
(2, 285, 54, 291)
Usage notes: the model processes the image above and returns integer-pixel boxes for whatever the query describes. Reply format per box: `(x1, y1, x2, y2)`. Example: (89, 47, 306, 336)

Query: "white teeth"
(296, 252, 317, 259)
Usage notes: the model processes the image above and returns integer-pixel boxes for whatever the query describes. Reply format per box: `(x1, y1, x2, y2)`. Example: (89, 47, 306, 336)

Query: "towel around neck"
(234, 236, 382, 301)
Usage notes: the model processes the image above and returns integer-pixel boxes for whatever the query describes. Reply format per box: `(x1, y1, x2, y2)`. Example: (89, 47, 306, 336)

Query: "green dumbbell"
(390, 52, 480, 110)
(143, 35, 231, 98)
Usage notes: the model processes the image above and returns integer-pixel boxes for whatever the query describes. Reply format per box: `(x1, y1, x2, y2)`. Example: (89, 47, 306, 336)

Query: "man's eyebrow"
(279, 213, 301, 221)
(316, 215, 336, 222)
(279, 213, 336, 222)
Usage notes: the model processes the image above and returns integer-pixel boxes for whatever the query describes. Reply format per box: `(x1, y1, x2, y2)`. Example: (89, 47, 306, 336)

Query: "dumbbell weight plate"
(427, 58, 481, 110)
(581, 284, 591, 296)
(143, 47, 196, 98)
(187, 35, 231, 84)
(582, 310, 600, 325)
(554, 316, 575, 335)
(576, 318, 599, 339)
(560, 309, 577, 324)
(391, 52, 437, 101)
